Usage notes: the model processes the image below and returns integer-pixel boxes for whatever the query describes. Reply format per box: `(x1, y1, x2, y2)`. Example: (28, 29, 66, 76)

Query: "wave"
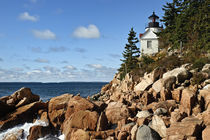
(0, 120, 64, 140)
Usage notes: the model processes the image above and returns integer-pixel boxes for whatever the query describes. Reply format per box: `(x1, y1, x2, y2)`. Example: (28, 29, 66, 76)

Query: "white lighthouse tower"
(140, 12, 162, 55)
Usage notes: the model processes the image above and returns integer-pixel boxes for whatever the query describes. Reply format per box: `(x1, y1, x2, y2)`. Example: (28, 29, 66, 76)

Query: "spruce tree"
(118, 28, 140, 80)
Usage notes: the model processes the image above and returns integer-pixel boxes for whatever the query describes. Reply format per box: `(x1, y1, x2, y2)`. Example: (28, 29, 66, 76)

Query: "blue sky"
(0, 0, 171, 82)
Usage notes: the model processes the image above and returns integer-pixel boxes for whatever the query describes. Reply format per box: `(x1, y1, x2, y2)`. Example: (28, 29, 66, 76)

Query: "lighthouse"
(140, 12, 162, 55)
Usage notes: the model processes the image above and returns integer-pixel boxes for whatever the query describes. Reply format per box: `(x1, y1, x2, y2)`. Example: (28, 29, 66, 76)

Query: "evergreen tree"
(159, 0, 209, 52)
(118, 28, 140, 80)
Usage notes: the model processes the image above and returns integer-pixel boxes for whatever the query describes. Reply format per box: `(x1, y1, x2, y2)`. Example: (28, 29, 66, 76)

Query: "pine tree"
(118, 28, 140, 80)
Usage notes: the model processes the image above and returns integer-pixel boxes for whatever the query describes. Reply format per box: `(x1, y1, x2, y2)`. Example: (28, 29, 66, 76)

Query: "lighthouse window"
(147, 41, 152, 48)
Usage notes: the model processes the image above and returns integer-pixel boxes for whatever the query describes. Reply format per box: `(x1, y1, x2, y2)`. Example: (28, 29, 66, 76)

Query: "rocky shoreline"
(0, 63, 210, 140)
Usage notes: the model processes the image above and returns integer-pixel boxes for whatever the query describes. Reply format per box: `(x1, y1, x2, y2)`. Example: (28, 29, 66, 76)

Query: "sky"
(0, 0, 171, 82)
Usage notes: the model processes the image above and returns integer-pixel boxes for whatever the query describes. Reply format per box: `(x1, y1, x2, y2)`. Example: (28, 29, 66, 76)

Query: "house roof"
(140, 29, 158, 40)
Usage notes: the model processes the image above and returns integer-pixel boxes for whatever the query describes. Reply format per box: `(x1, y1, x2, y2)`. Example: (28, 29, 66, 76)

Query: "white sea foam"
(0, 120, 64, 140)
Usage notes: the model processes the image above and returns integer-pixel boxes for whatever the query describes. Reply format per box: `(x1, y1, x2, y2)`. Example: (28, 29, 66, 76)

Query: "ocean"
(0, 82, 108, 101)
(0, 82, 108, 140)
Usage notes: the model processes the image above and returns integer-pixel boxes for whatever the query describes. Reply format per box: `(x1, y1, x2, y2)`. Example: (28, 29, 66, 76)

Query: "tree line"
(118, 0, 209, 80)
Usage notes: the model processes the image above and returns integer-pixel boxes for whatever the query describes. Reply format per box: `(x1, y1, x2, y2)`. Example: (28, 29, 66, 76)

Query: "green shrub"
(192, 57, 209, 70)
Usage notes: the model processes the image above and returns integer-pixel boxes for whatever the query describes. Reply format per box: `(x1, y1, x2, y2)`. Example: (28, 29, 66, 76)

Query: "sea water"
(0, 82, 107, 100)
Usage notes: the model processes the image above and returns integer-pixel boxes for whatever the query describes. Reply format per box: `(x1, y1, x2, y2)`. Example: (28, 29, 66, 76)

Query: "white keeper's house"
(139, 12, 163, 55)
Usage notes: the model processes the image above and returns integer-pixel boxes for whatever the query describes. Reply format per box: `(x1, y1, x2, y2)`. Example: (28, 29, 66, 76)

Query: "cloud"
(61, 60, 68, 64)
(74, 48, 87, 53)
(63, 65, 77, 70)
(30, 46, 69, 53)
(34, 58, 49, 63)
(73, 24, 100, 39)
(0, 64, 116, 82)
(31, 47, 42, 53)
(32, 29, 56, 40)
(87, 64, 103, 69)
(109, 54, 121, 58)
(43, 66, 60, 74)
(48, 46, 69, 52)
(0, 58, 3, 62)
(19, 12, 39, 22)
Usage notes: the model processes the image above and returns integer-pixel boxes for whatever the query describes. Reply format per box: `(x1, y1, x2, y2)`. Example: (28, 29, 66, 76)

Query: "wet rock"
(0, 101, 47, 131)
(27, 125, 51, 140)
(40, 111, 49, 125)
(136, 125, 161, 140)
(3, 129, 24, 140)
(48, 93, 73, 129)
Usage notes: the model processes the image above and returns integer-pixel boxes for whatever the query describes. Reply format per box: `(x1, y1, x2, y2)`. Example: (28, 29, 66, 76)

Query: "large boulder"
(48, 93, 73, 129)
(27, 125, 51, 140)
(163, 67, 191, 83)
(65, 96, 97, 119)
(179, 88, 196, 116)
(134, 67, 166, 93)
(146, 100, 177, 114)
(68, 129, 90, 140)
(3, 87, 39, 108)
(166, 116, 203, 139)
(136, 125, 161, 140)
(170, 109, 187, 124)
(152, 76, 176, 93)
(134, 78, 153, 93)
(0, 101, 47, 131)
(149, 115, 167, 138)
(105, 102, 130, 124)
(63, 110, 99, 137)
